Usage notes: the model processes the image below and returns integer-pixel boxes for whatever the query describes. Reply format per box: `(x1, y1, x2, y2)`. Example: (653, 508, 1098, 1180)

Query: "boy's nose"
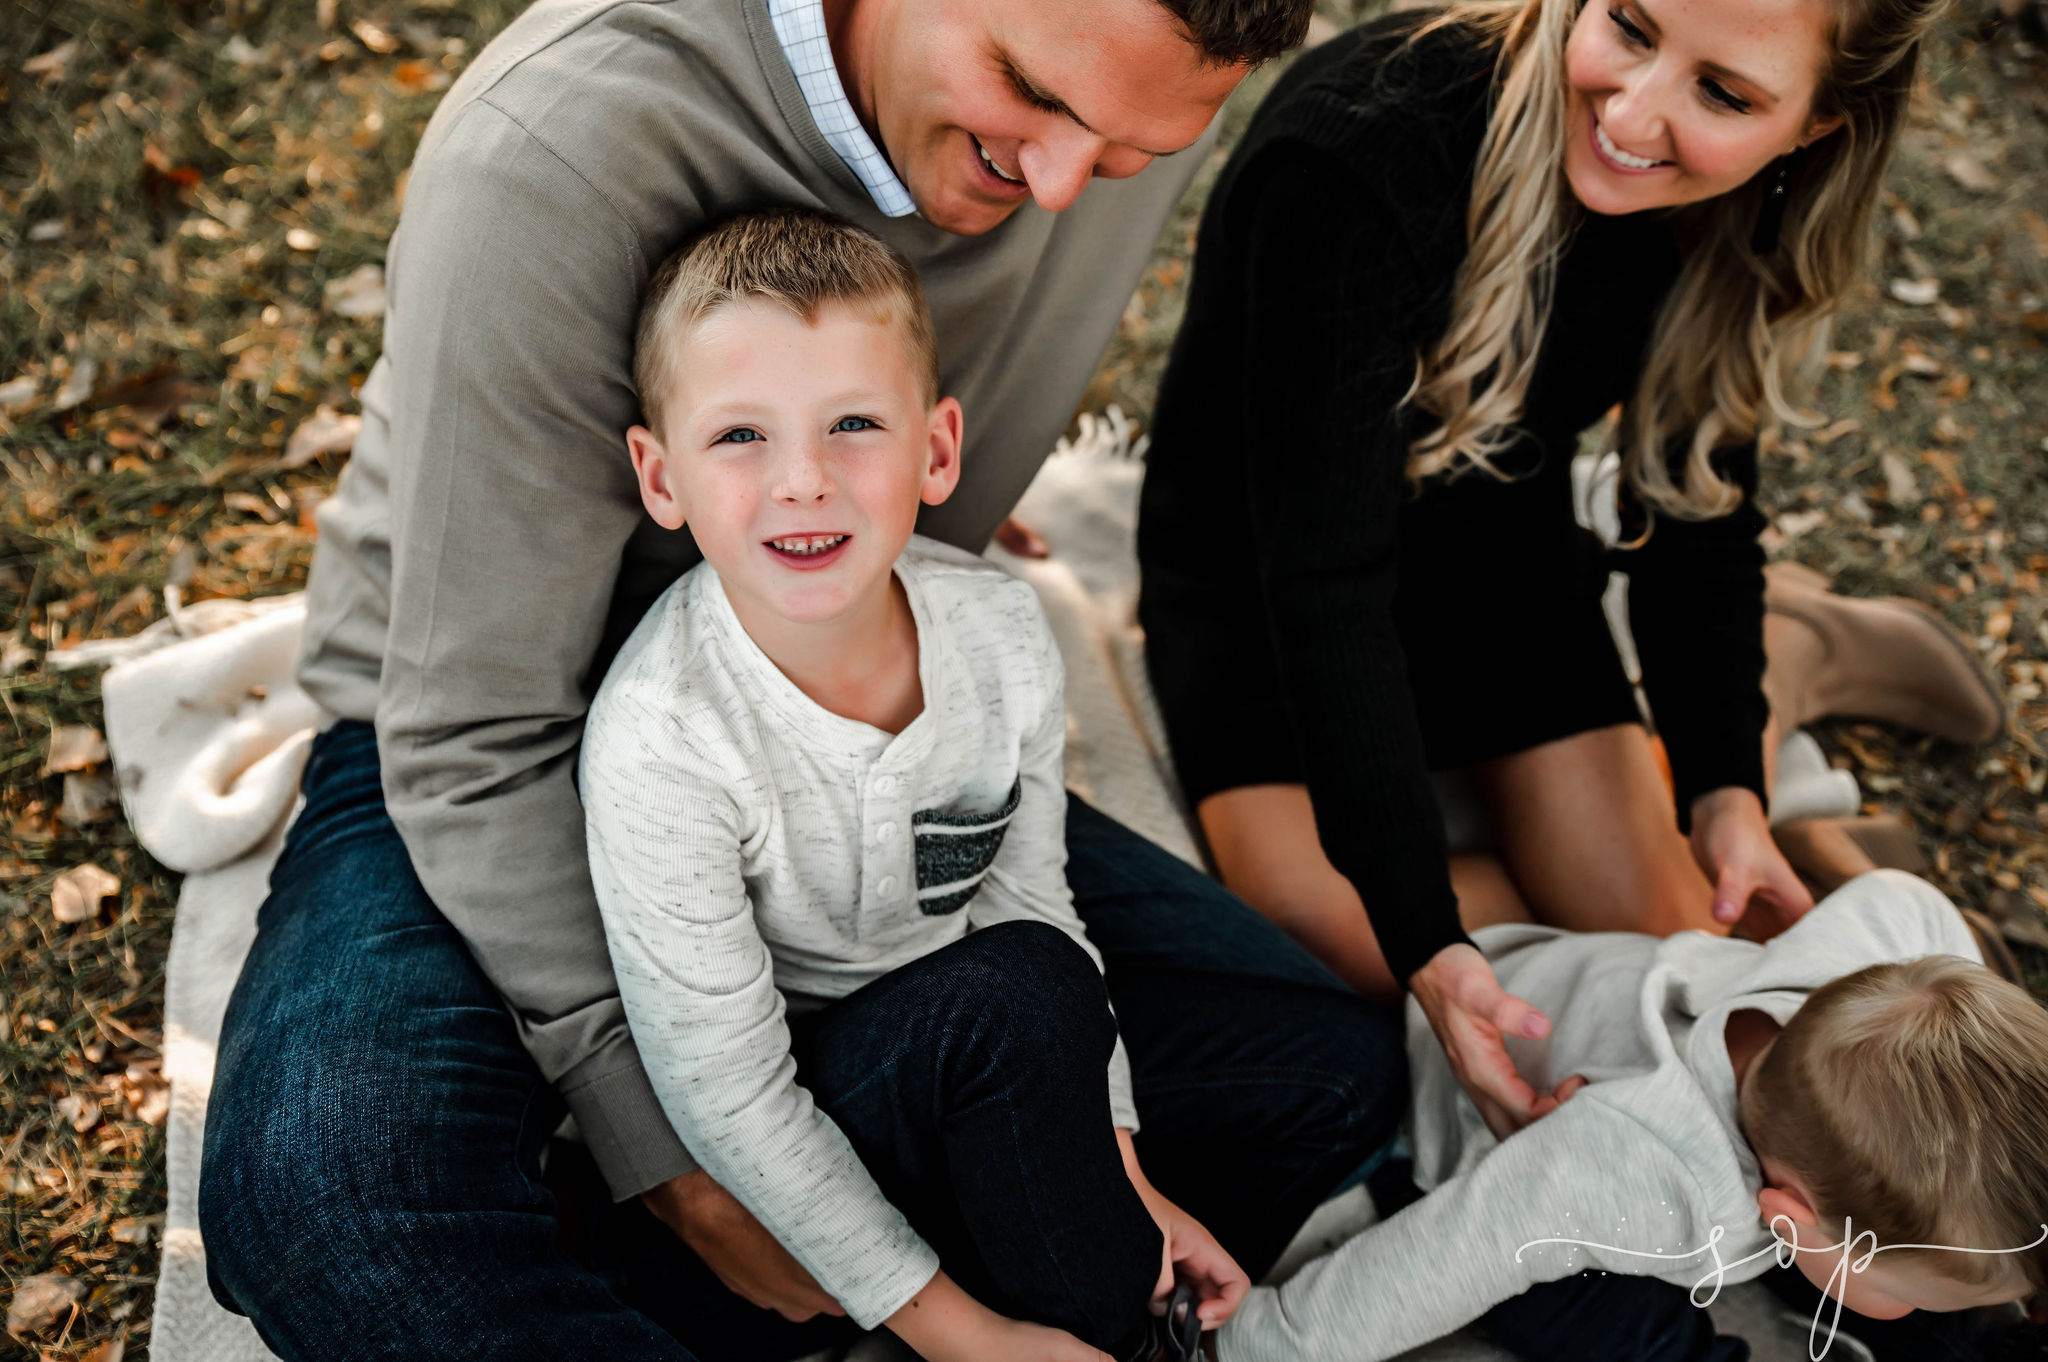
(773, 444, 831, 502)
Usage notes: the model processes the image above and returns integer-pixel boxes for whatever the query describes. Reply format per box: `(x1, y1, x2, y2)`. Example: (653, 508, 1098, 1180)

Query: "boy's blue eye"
(831, 416, 878, 433)
(715, 427, 762, 445)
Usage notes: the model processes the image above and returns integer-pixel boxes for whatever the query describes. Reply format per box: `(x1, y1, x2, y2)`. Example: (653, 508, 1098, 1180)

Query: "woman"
(1137, 0, 1957, 1136)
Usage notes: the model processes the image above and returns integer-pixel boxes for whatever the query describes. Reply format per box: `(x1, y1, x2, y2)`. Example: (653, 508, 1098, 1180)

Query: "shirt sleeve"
(966, 603, 1139, 1130)
(1219, 1085, 1719, 1362)
(366, 100, 698, 1198)
(1614, 441, 1770, 825)
(582, 689, 942, 1329)
(1233, 148, 1472, 984)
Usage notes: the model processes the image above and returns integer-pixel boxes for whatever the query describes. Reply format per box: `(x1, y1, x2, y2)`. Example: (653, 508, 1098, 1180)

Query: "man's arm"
(369, 98, 694, 1197)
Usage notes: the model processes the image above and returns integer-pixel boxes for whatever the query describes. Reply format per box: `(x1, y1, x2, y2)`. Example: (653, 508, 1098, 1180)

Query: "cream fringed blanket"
(104, 418, 1824, 1362)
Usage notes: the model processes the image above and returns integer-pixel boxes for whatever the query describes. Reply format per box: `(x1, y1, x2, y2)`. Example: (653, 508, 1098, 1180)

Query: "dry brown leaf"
(1987, 608, 2014, 641)
(50, 863, 120, 924)
(82, 1333, 127, 1362)
(1, 638, 33, 677)
(1942, 152, 1999, 195)
(51, 356, 97, 412)
(56, 1092, 100, 1134)
(1881, 451, 1920, 505)
(1888, 278, 1939, 306)
(284, 404, 362, 468)
(285, 227, 322, 251)
(5, 1272, 84, 1340)
(43, 723, 107, 774)
(0, 374, 38, 411)
(58, 772, 117, 826)
(126, 1076, 170, 1127)
(322, 264, 386, 319)
(20, 39, 80, 81)
(110, 1218, 157, 1247)
(352, 18, 402, 52)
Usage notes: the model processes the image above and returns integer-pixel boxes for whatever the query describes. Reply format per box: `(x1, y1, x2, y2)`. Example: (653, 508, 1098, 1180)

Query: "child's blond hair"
(632, 207, 939, 436)
(1742, 955, 2048, 1292)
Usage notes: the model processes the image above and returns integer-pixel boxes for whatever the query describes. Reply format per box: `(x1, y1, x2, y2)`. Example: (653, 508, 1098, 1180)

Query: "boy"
(580, 209, 1244, 1362)
(1215, 869, 2048, 1361)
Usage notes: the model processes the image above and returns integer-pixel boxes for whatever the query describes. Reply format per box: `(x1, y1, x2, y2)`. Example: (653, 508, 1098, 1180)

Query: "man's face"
(842, 0, 1250, 234)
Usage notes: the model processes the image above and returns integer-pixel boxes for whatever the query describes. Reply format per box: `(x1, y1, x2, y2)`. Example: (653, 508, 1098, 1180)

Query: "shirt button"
(876, 821, 898, 843)
(874, 775, 897, 796)
(877, 875, 899, 898)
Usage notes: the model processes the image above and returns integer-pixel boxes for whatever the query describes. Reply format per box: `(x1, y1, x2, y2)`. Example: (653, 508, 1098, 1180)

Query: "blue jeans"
(201, 721, 1407, 1360)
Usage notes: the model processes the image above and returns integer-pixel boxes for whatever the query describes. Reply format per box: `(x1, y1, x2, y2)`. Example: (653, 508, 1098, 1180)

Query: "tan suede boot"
(1763, 562, 2005, 743)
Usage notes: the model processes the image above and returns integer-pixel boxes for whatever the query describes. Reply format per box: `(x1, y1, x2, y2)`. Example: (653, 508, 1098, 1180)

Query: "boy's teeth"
(770, 534, 847, 555)
(1596, 122, 1663, 170)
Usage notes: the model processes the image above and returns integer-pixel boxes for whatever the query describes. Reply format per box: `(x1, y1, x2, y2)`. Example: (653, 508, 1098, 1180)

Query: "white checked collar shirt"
(767, 0, 916, 216)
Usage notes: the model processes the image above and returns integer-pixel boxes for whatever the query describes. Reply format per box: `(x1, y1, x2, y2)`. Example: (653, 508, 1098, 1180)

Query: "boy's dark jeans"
(200, 720, 1408, 1361)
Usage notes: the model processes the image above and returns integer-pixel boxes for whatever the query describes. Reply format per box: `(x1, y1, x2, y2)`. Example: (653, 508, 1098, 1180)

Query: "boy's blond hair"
(1741, 956, 2048, 1292)
(633, 207, 939, 436)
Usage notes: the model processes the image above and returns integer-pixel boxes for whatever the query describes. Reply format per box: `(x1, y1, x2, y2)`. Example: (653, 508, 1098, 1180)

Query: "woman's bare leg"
(1471, 723, 1723, 937)
(1197, 784, 1533, 1005)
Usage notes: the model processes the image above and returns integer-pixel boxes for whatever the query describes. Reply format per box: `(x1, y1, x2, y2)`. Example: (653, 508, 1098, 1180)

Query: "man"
(199, 0, 1407, 1357)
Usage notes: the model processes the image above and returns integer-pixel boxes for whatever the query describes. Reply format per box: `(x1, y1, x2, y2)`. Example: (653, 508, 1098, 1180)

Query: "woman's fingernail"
(1522, 1014, 1546, 1038)
(1714, 900, 1736, 922)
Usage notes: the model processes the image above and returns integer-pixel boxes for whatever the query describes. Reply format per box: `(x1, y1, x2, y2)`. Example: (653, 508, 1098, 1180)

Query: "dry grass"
(0, 0, 2043, 1357)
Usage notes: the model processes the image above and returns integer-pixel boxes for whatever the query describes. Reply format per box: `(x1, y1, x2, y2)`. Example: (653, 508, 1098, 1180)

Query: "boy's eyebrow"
(1000, 51, 1184, 159)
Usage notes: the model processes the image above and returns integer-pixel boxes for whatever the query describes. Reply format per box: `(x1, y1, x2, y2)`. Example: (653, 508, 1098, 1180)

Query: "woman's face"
(1562, 0, 1845, 216)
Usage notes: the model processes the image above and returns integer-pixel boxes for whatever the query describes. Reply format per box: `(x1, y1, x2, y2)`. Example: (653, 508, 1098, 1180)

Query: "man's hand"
(1409, 944, 1585, 1142)
(641, 1170, 845, 1322)
(1690, 786, 1813, 940)
(1116, 1130, 1249, 1329)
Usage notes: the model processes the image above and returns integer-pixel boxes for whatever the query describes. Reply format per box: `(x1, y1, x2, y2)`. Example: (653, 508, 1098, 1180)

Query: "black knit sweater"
(1137, 13, 1769, 982)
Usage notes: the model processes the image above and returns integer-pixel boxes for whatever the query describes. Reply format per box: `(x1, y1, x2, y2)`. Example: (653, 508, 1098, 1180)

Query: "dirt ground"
(2, 0, 2044, 1357)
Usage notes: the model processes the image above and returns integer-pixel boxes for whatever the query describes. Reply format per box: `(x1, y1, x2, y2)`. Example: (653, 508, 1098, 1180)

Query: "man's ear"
(627, 424, 687, 530)
(920, 396, 964, 507)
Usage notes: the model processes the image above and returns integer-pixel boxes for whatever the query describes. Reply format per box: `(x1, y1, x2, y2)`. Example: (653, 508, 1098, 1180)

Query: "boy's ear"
(920, 396, 964, 508)
(1757, 1180, 1822, 1242)
(627, 424, 687, 531)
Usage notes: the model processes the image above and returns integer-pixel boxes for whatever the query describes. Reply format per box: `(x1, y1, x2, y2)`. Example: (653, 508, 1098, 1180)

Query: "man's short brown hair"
(1157, 0, 1314, 65)
(633, 208, 939, 436)
(1743, 954, 2048, 1293)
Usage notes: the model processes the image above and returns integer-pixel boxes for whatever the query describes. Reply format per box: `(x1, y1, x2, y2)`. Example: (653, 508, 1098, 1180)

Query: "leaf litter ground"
(1, 1, 2044, 1357)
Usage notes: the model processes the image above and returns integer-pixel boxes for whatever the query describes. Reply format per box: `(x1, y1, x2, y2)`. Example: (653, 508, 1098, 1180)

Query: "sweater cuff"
(1387, 906, 1476, 990)
(558, 1044, 699, 1200)
(1107, 1037, 1140, 1133)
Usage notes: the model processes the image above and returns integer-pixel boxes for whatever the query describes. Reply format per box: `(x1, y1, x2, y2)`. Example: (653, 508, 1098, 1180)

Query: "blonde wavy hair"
(1405, 0, 1946, 519)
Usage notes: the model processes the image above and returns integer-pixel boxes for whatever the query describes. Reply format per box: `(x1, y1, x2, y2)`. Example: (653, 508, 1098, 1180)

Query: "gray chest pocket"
(911, 778, 1022, 916)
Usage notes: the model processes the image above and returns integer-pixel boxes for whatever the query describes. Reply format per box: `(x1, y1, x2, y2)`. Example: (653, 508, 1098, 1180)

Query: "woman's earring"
(1751, 156, 1793, 256)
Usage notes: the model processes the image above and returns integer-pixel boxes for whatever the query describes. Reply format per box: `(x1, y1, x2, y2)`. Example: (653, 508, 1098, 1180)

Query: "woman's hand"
(1408, 944, 1586, 1142)
(1117, 1130, 1250, 1329)
(886, 1268, 1110, 1362)
(1690, 786, 1813, 939)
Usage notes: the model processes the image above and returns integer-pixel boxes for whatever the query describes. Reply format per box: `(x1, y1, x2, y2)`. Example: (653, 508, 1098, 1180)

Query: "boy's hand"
(642, 1170, 846, 1322)
(886, 1268, 1111, 1362)
(1690, 786, 1813, 939)
(1410, 945, 1584, 1141)
(1117, 1130, 1250, 1329)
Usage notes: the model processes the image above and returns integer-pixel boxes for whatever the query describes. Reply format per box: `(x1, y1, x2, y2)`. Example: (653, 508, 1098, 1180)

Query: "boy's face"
(626, 298, 961, 627)
(1756, 1162, 2031, 1320)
